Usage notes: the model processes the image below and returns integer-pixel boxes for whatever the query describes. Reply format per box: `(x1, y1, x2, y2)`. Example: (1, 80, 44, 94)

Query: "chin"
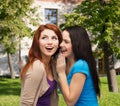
(47, 53, 55, 57)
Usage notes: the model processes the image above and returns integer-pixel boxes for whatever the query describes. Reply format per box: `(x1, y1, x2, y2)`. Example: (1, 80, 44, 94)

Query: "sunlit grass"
(0, 78, 21, 106)
(0, 75, 120, 106)
(98, 76, 120, 106)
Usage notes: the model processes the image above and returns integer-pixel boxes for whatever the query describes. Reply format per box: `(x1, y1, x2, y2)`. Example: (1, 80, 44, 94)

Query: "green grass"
(98, 76, 120, 106)
(0, 78, 21, 106)
(0, 75, 120, 106)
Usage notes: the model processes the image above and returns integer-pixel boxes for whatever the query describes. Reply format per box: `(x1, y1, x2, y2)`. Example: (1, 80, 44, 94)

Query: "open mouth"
(61, 48, 67, 53)
(46, 47, 54, 50)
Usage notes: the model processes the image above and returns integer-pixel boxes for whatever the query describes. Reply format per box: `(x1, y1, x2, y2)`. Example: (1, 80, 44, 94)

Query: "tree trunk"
(18, 38, 22, 72)
(103, 42, 118, 92)
(100, 0, 118, 93)
(7, 53, 15, 79)
(109, 69, 118, 92)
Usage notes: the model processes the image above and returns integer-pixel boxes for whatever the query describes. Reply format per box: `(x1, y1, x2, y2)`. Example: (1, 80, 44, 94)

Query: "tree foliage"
(60, 0, 120, 59)
(0, 0, 41, 78)
(0, 0, 39, 54)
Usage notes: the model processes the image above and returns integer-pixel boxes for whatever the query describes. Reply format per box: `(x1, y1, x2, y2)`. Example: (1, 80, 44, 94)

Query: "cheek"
(54, 41, 59, 47)
(68, 45, 72, 52)
(39, 41, 44, 49)
(39, 40, 42, 45)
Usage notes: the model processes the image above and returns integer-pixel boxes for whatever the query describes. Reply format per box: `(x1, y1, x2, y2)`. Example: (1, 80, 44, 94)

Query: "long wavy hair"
(21, 24, 62, 79)
(63, 26, 100, 97)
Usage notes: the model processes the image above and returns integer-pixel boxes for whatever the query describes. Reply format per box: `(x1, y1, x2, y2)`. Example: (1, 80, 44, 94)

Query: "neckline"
(47, 77, 55, 82)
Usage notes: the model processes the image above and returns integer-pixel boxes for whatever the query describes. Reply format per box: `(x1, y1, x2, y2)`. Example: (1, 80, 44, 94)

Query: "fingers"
(57, 53, 65, 64)
(56, 53, 66, 73)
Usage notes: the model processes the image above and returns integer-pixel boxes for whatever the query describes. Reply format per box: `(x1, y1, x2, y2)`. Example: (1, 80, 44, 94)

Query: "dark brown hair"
(63, 26, 100, 97)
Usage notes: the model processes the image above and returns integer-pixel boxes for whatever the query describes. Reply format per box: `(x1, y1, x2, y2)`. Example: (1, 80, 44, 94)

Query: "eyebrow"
(42, 34, 57, 37)
(63, 39, 71, 42)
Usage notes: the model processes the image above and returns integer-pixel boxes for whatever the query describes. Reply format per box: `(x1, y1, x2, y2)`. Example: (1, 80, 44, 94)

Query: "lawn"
(0, 75, 120, 106)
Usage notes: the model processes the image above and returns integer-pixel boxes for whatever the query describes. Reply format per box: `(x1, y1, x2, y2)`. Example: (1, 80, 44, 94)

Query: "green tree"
(0, 0, 40, 78)
(60, 0, 120, 92)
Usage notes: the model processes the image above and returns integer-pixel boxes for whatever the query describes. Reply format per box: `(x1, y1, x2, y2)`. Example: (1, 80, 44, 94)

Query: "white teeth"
(46, 47, 53, 48)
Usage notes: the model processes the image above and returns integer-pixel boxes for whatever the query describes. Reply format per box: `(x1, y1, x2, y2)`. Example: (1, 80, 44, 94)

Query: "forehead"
(62, 30, 71, 40)
(41, 29, 57, 36)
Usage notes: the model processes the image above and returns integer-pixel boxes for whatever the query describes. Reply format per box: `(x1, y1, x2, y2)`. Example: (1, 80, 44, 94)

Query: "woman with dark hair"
(20, 24, 62, 106)
(56, 26, 100, 106)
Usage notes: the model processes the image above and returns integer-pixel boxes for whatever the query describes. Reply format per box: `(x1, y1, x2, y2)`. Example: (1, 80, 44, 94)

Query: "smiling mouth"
(60, 48, 67, 52)
(61, 50, 67, 54)
(46, 47, 54, 50)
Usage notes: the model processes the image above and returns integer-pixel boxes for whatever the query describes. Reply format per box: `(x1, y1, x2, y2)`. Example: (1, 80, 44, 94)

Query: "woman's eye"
(52, 37, 58, 40)
(64, 40, 69, 44)
(42, 37, 47, 39)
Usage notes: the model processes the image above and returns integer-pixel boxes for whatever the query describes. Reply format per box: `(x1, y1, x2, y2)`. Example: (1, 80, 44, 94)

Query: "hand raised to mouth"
(56, 53, 66, 74)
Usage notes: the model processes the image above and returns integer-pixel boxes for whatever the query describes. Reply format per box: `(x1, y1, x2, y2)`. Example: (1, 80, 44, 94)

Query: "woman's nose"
(47, 39, 52, 43)
(60, 41, 63, 47)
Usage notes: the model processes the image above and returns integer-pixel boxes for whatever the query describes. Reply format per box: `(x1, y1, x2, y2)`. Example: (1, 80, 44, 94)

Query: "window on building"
(44, 8, 58, 25)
